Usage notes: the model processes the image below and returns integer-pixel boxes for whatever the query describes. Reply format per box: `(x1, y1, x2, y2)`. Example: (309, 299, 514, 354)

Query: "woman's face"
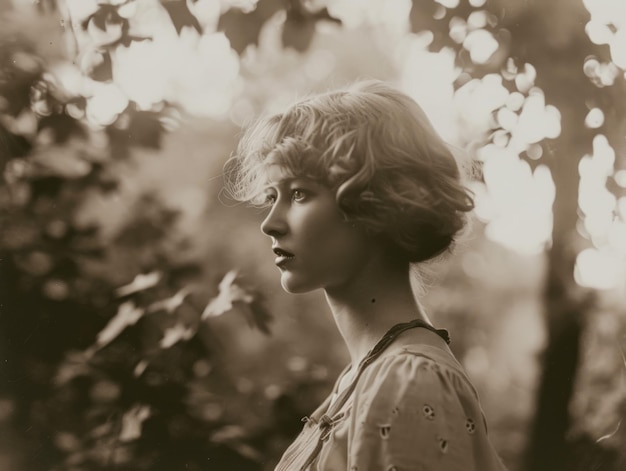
(260, 165, 374, 294)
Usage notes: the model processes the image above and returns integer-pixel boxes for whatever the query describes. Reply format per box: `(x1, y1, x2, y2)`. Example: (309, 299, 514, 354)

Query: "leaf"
(119, 404, 151, 442)
(37, 113, 86, 144)
(282, 5, 340, 52)
(53, 431, 81, 452)
(0, 125, 32, 159)
(95, 301, 145, 349)
(28, 144, 93, 179)
(218, 0, 285, 54)
(161, 0, 203, 34)
(86, 5, 126, 47)
(0, 109, 38, 137)
(147, 287, 191, 314)
(409, 0, 440, 34)
(115, 271, 161, 297)
(160, 322, 196, 348)
(90, 421, 114, 439)
(409, 0, 450, 52)
(230, 443, 263, 462)
(54, 350, 93, 385)
(242, 297, 272, 334)
(282, 10, 315, 52)
(91, 51, 113, 82)
(133, 359, 149, 377)
(202, 271, 253, 319)
(210, 425, 246, 443)
(596, 420, 622, 443)
(112, 109, 165, 149)
(209, 425, 263, 460)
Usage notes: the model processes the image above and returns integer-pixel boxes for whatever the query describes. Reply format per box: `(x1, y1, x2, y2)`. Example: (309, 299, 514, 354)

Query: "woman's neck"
(324, 257, 431, 370)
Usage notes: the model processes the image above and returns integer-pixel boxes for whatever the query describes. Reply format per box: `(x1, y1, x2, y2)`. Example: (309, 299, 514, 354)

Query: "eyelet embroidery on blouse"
(438, 437, 449, 454)
(422, 404, 435, 420)
(391, 406, 399, 415)
(466, 418, 476, 434)
(380, 425, 391, 439)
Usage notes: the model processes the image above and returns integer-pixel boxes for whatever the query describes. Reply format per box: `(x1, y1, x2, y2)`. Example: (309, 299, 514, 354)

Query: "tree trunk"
(497, 0, 622, 469)
(526, 245, 585, 470)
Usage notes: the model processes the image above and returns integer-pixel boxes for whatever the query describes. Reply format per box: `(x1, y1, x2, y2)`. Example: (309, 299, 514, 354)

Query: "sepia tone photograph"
(1, 0, 625, 470)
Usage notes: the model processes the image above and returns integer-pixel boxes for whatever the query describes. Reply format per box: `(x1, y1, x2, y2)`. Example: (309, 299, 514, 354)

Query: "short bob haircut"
(225, 80, 474, 264)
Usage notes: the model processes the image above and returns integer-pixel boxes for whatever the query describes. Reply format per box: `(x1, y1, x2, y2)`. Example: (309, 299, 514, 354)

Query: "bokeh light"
(576, 134, 626, 289)
(399, 37, 458, 141)
(463, 28, 498, 64)
(473, 152, 555, 255)
(575, 247, 625, 290)
(585, 107, 605, 128)
(85, 82, 129, 126)
(583, 0, 626, 70)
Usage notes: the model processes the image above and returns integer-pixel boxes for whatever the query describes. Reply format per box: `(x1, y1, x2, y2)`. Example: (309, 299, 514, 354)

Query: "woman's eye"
(264, 193, 277, 205)
(291, 189, 307, 202)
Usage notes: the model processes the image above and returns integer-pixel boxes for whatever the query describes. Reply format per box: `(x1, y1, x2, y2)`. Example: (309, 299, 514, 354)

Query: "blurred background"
(0, 0, 625, 470)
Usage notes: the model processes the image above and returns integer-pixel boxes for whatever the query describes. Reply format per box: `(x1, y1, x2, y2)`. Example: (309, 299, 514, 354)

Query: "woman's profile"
(225, 80, 507, 470)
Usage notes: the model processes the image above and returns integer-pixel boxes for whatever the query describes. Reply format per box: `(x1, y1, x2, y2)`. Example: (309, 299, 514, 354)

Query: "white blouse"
(274, 321, 508, 471)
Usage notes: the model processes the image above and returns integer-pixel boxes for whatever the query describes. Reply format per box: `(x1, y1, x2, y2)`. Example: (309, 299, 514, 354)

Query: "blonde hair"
(225, 80, 474, 263)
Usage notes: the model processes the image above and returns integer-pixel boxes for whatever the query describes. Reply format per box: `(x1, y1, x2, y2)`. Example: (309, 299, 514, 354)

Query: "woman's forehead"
(261, 166, 327, 194)
(262, 163, 291, 185)
(261, 164, 311, 185)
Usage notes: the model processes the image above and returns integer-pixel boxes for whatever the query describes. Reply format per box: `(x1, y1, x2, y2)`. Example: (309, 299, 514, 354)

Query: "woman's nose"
(260, 203, 288, 237)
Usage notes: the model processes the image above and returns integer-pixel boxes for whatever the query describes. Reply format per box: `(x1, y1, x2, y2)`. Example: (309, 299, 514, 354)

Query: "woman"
(226, 80, 507, 470)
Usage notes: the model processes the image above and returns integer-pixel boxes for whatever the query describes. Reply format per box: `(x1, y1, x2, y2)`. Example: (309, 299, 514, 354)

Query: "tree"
(407, 1, 626, 469)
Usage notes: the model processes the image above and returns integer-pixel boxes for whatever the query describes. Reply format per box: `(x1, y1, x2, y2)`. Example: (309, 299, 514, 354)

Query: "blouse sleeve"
(347, 351, 507, 471)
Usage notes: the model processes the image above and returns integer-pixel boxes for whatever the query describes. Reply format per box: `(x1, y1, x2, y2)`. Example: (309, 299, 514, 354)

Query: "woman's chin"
(280, 274, 316, 294)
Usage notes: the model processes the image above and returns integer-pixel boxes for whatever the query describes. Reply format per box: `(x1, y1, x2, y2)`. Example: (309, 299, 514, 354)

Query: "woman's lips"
(275, 255, 294, 266)
(273, 247, 294, 266)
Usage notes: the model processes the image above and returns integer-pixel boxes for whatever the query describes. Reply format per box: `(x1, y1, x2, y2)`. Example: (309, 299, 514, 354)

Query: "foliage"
(3, 0, 346, 467)
(0, 24, 274, 470)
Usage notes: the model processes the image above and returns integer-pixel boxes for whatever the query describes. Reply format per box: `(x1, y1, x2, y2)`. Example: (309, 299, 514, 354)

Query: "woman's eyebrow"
(263, 177, 302, 189)
(263, 179, 286, 189)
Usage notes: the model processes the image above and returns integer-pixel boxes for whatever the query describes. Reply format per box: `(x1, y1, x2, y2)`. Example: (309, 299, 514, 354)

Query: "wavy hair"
(224, 80, 474, 263)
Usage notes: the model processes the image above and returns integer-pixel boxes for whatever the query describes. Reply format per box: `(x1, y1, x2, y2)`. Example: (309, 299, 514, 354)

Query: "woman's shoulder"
(355, 340, 481, 411)
(357, 327, 479, 399)
(347, 330, 508, 470)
